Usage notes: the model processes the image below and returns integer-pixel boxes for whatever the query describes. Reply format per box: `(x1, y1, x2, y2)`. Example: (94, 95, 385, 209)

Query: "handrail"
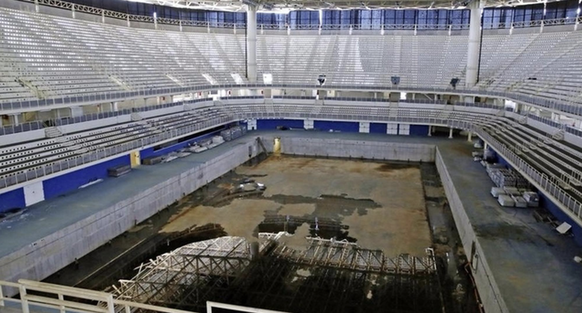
(1, 101, 580, 229)
(2, 83, 582, 119)
(0, 279, 198, 313)
(475, 128, 582, 223)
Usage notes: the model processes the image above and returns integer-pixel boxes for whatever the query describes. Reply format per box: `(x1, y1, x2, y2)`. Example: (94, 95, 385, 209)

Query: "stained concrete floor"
(2, 130, 581, 313)
(161, 156, 431, 257)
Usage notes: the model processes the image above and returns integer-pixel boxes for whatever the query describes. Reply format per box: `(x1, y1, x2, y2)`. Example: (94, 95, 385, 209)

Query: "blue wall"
(256, 119, 303, 130)
(409, 125, 429, 136)
(0, 188, 26, 213)
(314, 120, 359, 132)
(42, 155, 130, 200)
(538, 192, 582, 245)
(370, 123, 387, 134)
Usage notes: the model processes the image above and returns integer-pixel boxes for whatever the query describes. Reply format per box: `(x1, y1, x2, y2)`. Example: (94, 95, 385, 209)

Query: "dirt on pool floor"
(161, 155, 431, 257)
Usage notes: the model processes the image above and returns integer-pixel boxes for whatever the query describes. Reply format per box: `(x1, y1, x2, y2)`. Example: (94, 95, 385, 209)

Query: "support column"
(465, 0, 484, 88)
(11, 114, 20, 126)
(246, 5, 257, 85)
(427, 126, 432, 137)
(467, 131, 473, 142)
(576, 4, 580, 31)
(449, 128, 454, 139)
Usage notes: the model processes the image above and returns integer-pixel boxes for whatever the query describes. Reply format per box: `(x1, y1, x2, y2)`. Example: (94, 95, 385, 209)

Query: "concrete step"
(131, 113, 143, 121)
(45, 126, 62, 138)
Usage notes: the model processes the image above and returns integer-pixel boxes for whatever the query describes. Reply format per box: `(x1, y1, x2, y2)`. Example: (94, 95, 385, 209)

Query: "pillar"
(246, 5, 257, 84)
(71, 4, 76, 19)
(449, 128, 454, 139)
(468, 132, 473, 142)
(428, 126, 432, 137)
(34, 0, 39, 13)
(465, 0, 484, 88)
(576, 4, 580, 31)
(12, 114, 20, 126)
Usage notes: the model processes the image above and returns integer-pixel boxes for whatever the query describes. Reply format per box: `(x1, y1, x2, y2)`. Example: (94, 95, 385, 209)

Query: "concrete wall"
(269, 136, 435, 162)
(435, 148, 508, 313)
(0, 138, 261, 291)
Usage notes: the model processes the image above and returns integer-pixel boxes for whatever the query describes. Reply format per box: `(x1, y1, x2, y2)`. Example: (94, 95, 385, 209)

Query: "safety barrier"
(0, 279, 198, 313)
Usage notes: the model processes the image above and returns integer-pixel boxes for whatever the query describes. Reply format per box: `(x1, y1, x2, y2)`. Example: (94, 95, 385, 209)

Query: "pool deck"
(1, 130, 582, 313)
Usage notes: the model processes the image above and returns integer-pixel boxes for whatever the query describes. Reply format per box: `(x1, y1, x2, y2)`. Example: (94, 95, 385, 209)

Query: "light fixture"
(317, 74, 326, 86)
(391, 76, 400, 85)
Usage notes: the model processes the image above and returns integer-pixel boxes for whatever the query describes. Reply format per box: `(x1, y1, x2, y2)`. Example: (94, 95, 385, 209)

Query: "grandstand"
(1, 0, 582, 312)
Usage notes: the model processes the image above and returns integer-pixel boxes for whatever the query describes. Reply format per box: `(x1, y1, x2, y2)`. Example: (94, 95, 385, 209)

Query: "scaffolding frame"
(113, 235, 442, 313)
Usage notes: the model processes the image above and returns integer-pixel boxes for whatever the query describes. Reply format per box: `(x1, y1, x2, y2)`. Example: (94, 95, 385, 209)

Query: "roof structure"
(132, 0, 564, 12)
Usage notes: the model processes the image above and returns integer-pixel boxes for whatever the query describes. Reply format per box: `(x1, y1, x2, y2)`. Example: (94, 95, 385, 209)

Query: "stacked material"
(143, 156, 163, 165)
(472, 151, 484, 162)
(485, 163, 505, 173)
(221, 125, 246, 142)
(503, 187, 521, 196)
(107, 164, 131, 177)
(208, 136, 225, 149)
(522, 192, 540, 207)
(232, 125, 246, 139)
(498, 195, 515, 207)
(220, 129, 233, 141)
(487, 166, 529, 188)
(513, 196, 528, 208)
(490, 187, 506, 198)
(190, 145, 208, 153)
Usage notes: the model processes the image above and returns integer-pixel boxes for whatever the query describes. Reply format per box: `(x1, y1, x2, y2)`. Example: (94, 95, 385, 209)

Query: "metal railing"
(0, 279, 198, 313)
(476, 128, 582, 221)
(0, 100, 211, 136)
(1, 100, 581, 227)
(0, 115, 234, 189)
(3, 83, 582, 118)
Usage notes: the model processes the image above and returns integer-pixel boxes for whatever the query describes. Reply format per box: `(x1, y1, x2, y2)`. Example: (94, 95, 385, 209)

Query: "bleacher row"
(0, 106, 231, 188)
(0, 7, 245, 104)
(1, 7, 582, 113)
(2, 99, 582, 215)
(221, 102, 582, 201)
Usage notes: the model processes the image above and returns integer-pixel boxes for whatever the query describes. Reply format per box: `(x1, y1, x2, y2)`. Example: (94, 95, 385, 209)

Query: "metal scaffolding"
(112, 234, 443, 313)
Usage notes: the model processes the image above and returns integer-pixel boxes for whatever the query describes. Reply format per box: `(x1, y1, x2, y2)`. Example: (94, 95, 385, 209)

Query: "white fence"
(0, 279, 198, 313)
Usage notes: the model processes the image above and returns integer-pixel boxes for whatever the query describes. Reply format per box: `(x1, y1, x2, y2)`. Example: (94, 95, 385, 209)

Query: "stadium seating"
(1, 6, 582, 110)
(0, 7, 246, 104)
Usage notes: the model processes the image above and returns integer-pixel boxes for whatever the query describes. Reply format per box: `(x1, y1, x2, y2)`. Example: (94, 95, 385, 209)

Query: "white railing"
(476, 128, 582, 222)
(3, 84, 582, 118)
(0, 279, 198, 313)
